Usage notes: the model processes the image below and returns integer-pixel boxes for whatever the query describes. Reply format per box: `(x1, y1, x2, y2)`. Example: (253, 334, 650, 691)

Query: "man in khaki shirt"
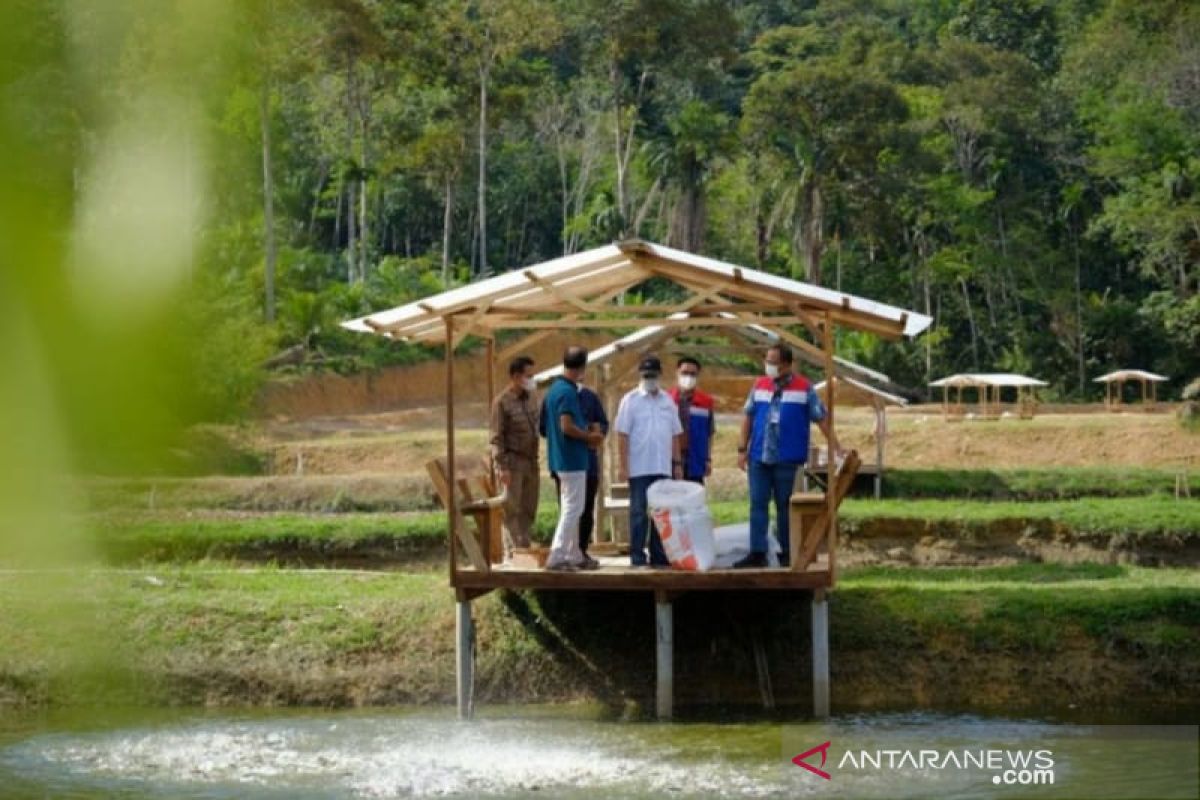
(489, 355, 541, 559)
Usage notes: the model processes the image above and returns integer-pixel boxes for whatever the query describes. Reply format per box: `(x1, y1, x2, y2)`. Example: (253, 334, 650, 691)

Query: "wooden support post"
(485, 336, 496, 487)
(446, 316, 458, 582)
(821, 312, 837, 584)
(875, 407, 885, 500)
(655, 592, 673, 721)
(595, 363, 609, 544)
(811, 589, 830, 719)
(456, 597, 474, 720)
(485, 337, 496, 407)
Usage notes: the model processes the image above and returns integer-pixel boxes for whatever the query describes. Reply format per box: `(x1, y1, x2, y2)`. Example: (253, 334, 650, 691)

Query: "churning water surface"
(0, 708, 1195, 799)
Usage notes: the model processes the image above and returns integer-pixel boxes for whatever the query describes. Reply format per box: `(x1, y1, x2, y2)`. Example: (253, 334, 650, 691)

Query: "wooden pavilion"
(930, 372, 1047, 421)
(1095, 369, 1168, 411)
(342, 239, 931, 720)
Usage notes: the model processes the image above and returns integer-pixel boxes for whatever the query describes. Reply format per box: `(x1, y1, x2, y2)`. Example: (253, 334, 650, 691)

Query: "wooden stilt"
(445, 316, 458, 582)
(752, 630, 775, 710)
(821, 312, 837, 584)
(811, 589, 829, 719)
(456, 598, 474, 720)
(655, 592, 673, 720)
(874, 406, 884, 500)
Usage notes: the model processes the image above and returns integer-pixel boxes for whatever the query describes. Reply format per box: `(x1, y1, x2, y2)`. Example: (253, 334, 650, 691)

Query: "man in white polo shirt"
(615, 355, 683, 567)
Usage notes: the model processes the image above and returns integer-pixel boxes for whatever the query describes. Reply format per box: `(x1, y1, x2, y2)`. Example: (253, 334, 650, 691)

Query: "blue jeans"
(629, 474, 669, 566)
(749, 461, 800, 555)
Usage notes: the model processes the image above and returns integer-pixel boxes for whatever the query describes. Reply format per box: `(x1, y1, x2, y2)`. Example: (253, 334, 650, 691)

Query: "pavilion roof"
(929, 372, 1048, 388)
(342, 239, 932, 347)
(1094, 369, 1168, 383)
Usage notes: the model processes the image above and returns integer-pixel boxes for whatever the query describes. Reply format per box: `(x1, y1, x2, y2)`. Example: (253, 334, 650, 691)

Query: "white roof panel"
(815, 375, 908, 407)
(638, 242, 932, 338)
(1094, 369, 1168, 383)
(930, 373, 1048, 388)
(342, 240, 933, 342)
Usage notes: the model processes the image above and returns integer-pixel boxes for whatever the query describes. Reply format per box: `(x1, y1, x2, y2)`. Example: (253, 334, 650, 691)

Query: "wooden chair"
(790, 450, 862, 572)
(426, 456, 507, 572)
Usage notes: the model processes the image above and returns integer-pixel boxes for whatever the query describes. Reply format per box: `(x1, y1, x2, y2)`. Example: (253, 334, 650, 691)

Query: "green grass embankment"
(72, 495, 1200, 567)
(83, 467, 1200, 515)
(1, 564, 1196, 714)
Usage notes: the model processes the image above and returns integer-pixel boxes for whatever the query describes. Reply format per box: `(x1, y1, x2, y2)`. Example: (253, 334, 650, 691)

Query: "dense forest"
(31, 0, 1200, 418)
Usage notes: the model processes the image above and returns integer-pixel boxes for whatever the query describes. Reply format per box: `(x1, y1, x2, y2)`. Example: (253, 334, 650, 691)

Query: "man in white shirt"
(615, 355, 683, 567)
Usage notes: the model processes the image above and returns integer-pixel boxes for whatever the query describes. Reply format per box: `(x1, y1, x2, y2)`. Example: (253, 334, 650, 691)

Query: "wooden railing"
(789, 449, 860, 582)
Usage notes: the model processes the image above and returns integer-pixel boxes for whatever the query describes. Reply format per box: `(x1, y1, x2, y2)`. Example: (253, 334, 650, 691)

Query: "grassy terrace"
(881, 467, 1200, 500)
(68, 494, 1200, 566)
(715, 495, 1200, 532)
(1, 563, 1196, 710)
(82, 466, 1200, 515)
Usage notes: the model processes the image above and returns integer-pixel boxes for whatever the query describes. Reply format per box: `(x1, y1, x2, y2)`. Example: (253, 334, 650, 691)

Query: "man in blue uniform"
(735, 344, 842, 568)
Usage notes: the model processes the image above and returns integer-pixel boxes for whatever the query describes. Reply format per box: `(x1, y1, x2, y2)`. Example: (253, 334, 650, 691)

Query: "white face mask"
(640, 377, 659, 393)
(678, 374, 697, 391)
(764, 363, 780, 379)
(522, 377, 536, 392)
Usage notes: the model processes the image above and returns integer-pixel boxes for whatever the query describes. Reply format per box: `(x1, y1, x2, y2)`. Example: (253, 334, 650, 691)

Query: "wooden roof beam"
(641, 255, 908, 339)
(485, 315, 808, 331)
(522, 270, 603, 314)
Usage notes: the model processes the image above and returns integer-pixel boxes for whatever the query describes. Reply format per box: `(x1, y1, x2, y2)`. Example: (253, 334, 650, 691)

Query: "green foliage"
(13, 0, 1200, 431)
(180, 271, 278, 423)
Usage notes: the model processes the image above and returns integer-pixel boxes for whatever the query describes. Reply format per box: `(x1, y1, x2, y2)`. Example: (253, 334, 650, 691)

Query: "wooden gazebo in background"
(1095, 369, 1168, 411)
(930, 372, 1047, 421)
(343, 239, 931, 721)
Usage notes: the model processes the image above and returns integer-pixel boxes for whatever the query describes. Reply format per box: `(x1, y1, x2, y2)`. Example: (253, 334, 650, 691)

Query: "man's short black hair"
(508, 355, 534, 377)
(563, 345, 589, 370)
(677, 356, 701, 371)
(768, 344, 794, 364)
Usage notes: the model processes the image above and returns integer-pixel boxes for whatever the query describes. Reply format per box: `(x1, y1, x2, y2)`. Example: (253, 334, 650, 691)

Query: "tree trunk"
(556, 136, 569, 255)
(346, 180, 357, 282)
(1072, 219, 1085, 395)
(803, 180, 825, 285)
(478, 66, 489, 277)
(923, 255, 932, 398)
(333, 177, 341, 249)
(442, 176, 454, 286)
(345, 64, 357, 283)
(611, 60, 625, 234)
(755, 198, 769, 268)
(260, 81, 276, 322)
(960, 277, 980, 369)
(307, 160, 329, 240)
(359, 111, 369, 280)
(359, 173, 368, 279)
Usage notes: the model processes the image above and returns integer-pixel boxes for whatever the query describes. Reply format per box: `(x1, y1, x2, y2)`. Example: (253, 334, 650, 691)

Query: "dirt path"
(246, 408, 1198, 476)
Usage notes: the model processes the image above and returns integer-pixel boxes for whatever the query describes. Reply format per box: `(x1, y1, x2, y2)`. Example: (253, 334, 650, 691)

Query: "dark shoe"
(578, 555, 601, 570)
(649, 562, 671, 570)
(732, 552, 768, 569)
(779, 553, 791, 568)
(546, 561, 579, 572)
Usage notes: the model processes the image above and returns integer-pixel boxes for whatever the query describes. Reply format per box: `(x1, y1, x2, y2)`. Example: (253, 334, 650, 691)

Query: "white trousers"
(547, 471, 586, 567)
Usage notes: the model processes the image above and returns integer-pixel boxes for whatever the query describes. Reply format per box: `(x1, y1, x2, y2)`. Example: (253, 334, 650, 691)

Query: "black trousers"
(552, 472, 600, 554)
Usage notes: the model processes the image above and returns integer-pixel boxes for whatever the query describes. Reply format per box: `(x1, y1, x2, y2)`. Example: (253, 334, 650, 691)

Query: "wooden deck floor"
(452, 554, 831, 593)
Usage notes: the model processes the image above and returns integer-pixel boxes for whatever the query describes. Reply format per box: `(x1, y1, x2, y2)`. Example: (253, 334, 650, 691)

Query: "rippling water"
(0, 709, 1195, 799)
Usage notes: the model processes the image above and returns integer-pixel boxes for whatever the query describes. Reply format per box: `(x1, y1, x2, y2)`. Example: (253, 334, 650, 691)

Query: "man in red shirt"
(667, 357, 716, 484)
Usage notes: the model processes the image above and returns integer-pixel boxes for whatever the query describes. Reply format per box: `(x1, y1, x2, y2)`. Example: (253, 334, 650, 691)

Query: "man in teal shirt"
(543, 346, 604, 570)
